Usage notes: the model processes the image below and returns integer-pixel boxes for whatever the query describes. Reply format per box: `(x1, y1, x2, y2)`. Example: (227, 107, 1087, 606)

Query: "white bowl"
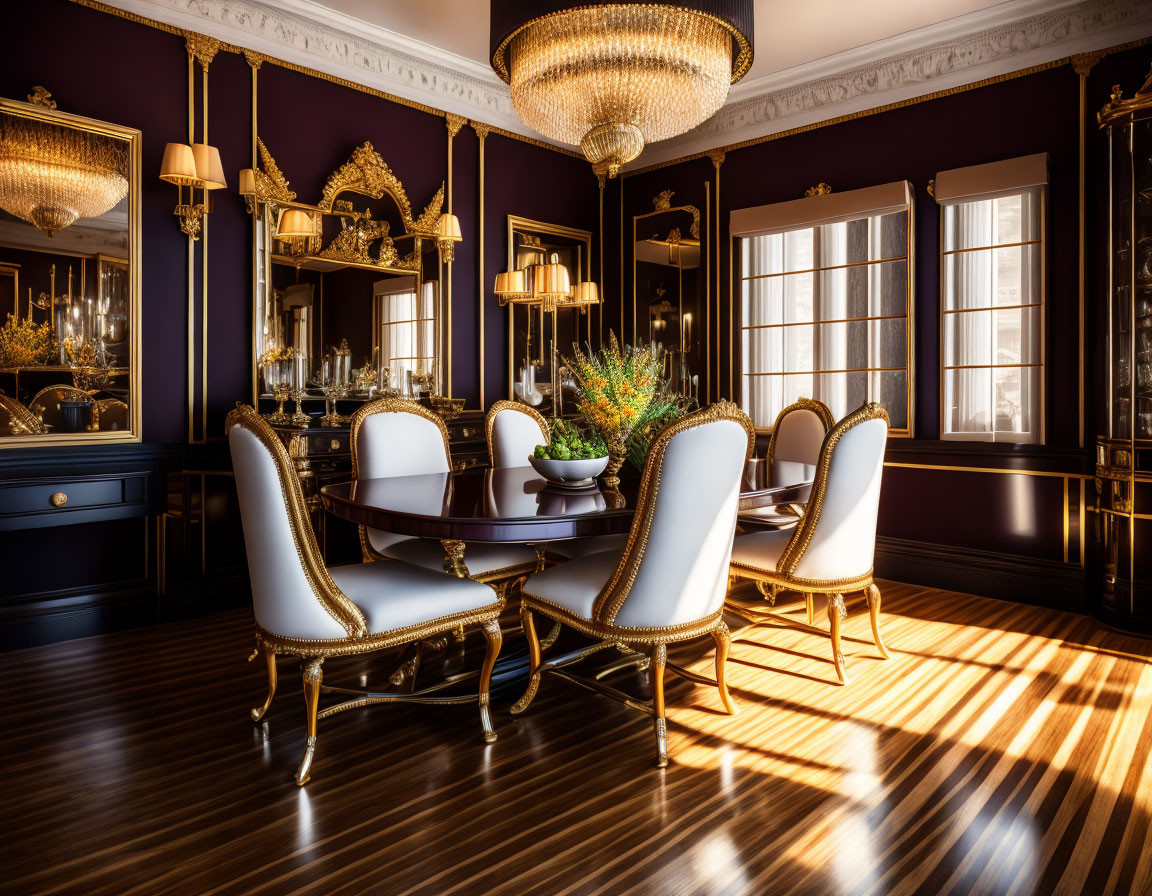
(528, 454, 609, 485)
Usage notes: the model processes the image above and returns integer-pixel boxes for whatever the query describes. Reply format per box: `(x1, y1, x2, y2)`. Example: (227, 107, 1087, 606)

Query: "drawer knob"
(50, 492, 68, 507)
(329, 439, 341, 451)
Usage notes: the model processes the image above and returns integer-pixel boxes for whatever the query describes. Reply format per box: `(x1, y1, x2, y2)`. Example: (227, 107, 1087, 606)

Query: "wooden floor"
(3, 581, 1152, 895)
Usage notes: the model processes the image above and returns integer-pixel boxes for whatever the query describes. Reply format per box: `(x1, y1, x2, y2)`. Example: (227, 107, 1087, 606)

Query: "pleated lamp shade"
(237, 168, 256, 196)
(435, 213, 462, 241)
(276, 209, 314, 239)
(494, 270, 528, 296)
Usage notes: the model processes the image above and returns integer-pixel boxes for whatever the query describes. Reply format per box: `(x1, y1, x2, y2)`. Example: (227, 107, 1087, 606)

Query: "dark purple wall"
(0, 0, 599, 438)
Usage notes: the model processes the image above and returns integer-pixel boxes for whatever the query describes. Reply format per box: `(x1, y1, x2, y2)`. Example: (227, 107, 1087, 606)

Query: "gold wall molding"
(185, 32, 221, 70)
(804, 183, 833, 197)
(474, 120, 491, 407)
(242, 49, 263, 71)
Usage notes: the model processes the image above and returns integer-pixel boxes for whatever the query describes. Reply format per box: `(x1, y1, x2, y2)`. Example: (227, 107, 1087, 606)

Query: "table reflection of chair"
(94, 398, 128, 431)
(351, 398, 539, 587)
(0, 391, 45, 435)
(228, 405, 504, 786)
(728, 402, 890, 685)
(511, 401, 755, 768)
(29, 385, 98, 433)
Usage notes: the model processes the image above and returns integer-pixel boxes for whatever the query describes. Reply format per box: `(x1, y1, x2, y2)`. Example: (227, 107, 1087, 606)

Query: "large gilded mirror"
(633, 190, 705, 403)
(249, 140, 448, 425)
(504, 216, 593, 417)
(0, 90, 141, 445)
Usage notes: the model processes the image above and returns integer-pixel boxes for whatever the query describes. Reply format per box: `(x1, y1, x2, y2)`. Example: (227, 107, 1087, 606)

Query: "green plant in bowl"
(533, 418, 607, 461)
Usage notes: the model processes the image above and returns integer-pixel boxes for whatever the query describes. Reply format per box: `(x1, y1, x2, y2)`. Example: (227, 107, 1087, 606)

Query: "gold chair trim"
(591, 400, 755, 624)
(484, 399, 549, 468)
(728, 563, 875, 594)
(765, 396, 834, 470)
(254, 597, 504, 658)
(226, 405, 369, 637)
(521, 592, 725, 645)
(776, 401, 889, 576)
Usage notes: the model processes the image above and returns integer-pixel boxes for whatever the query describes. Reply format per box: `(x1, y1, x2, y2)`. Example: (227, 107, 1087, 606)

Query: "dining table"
(319, 460, 815, 576)
(318, 461, 815, 696)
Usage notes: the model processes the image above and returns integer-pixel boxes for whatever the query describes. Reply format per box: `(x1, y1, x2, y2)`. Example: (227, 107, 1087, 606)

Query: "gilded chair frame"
(728, 402, 891, 685)
(0, 392, 45, 434)
(348, 397, 540, 587)
(484, 399, 549, 468)
(512, 400, 755, 767)
(228, 404, 504, 785)
(765, 396, 834, 470)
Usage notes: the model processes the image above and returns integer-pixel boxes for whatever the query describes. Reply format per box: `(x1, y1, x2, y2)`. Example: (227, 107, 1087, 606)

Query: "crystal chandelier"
(0, 115, 128, 237)
(491, 1, 753, 176)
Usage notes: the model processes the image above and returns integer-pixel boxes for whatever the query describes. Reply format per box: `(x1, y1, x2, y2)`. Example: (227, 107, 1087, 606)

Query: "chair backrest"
(0, 392, 44, 435)
(486, 400, 549, 468)
(767, 397, 833, 469)
(226, 405, 366, 641)
(779, 402, 889, 583)
(95, 398, 129, 431)
(593, 401, 754, 630)
(350, 398, 452, 554)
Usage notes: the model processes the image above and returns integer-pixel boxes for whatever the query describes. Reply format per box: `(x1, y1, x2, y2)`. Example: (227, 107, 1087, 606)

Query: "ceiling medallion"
(490, 1, 753, 177)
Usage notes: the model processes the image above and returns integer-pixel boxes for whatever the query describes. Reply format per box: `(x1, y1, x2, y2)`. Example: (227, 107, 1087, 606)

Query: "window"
(374, 277, 436, 391)
(937, 154, 1047, 443)
(734, 181, 913, 433)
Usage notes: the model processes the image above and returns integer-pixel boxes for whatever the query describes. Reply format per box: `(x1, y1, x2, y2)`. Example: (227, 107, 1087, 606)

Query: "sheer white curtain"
(816, 222, 847, 418)
(375, 278, 435, 389)
(945, 200, 995, 435)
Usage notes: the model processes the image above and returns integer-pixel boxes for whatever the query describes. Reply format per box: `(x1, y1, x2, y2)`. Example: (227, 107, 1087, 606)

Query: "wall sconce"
(534, 252, 571, 313)
(494, 269, 530, 305)
(435, 213, 462, 262)
(276, 209, 314, 239)
(570, 280, 600, 314)
(159, 141, 226, 240)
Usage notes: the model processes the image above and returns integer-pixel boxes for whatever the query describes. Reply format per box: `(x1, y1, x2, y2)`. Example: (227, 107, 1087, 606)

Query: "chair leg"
(479, 620, 502, 743)
(755, 581, 776, 605)
(711, 622, 737, 715)
(866, 583, 889, 659)
(295, 658, 323, 786)
(652, 643, 668, 768)
(539, 621, 562, 649)
(805, 593, 814, 626)
(510, 604, 544, 714)
(828, 594, 847, 685)
(250, 642, 277, 722)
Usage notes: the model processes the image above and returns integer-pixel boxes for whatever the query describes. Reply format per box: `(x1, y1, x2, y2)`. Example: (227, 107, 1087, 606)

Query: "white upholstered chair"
(352, 399, 539, 586)
(227, 405, 504, 785)
(510, 401, 755, 767)
(741, 397, 832, 530)
(484, 399, 627, 561)
(728, 402, 890, 685)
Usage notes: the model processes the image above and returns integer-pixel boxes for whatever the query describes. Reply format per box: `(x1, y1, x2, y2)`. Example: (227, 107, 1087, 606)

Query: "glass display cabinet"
(1097, 66, 1152, 631)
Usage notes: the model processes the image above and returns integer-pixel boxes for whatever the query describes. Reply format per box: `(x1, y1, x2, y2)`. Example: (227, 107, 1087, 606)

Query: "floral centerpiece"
(565, 332, 679, 486)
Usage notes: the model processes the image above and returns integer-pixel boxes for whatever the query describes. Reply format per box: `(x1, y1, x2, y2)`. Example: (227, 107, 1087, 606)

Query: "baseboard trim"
(875, 536, 1086, 614)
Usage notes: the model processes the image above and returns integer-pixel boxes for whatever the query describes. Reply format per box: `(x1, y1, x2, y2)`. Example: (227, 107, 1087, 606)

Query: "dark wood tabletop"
(320, 462, 813, 543)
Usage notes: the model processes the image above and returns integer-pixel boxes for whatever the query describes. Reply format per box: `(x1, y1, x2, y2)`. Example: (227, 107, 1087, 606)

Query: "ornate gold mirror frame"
(248, 138, 448, 405)
(0, 93, 142, 447)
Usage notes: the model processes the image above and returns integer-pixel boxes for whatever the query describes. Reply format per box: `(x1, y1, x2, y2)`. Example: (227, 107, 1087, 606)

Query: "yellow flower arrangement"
(564, 331, 675, 485)
(0, 313, 55, 368)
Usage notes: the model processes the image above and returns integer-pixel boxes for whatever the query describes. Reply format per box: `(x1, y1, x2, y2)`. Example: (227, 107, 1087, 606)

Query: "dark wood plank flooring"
(2, 580, 1151, 895)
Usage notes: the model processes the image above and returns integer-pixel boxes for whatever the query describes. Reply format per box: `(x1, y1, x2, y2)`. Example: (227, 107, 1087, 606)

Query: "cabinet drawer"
(0, 473, 151, 530)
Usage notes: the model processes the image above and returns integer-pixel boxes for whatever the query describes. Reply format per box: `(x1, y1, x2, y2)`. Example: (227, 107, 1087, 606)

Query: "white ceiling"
(309, 0, 1014, 81)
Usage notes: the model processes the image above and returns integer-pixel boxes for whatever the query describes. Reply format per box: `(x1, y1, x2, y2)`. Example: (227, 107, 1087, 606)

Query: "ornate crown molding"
(633, 0, 1152, 169)
(100, 0, 1152, 171)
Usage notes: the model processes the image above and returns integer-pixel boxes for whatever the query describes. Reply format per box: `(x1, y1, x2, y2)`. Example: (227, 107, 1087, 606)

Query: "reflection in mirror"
(0, 94, 139, 444)
(633, 191, 704, 405)
(504, 216, 593, 417)
(249, 140, 446, 426)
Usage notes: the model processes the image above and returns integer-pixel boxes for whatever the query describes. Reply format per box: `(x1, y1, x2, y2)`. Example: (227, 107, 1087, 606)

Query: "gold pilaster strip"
(201, 63, 209, 442)
(186, 50, 195, 443)
(707, 150, 725, 401)
(445, 116, 465, 400)
(705, 179, 711, 405)
(598, 171, 606, 348)
(474, 121, 491, 407)
(1073, 52, 1101, 450)
(1063, 474, 1070, 564)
